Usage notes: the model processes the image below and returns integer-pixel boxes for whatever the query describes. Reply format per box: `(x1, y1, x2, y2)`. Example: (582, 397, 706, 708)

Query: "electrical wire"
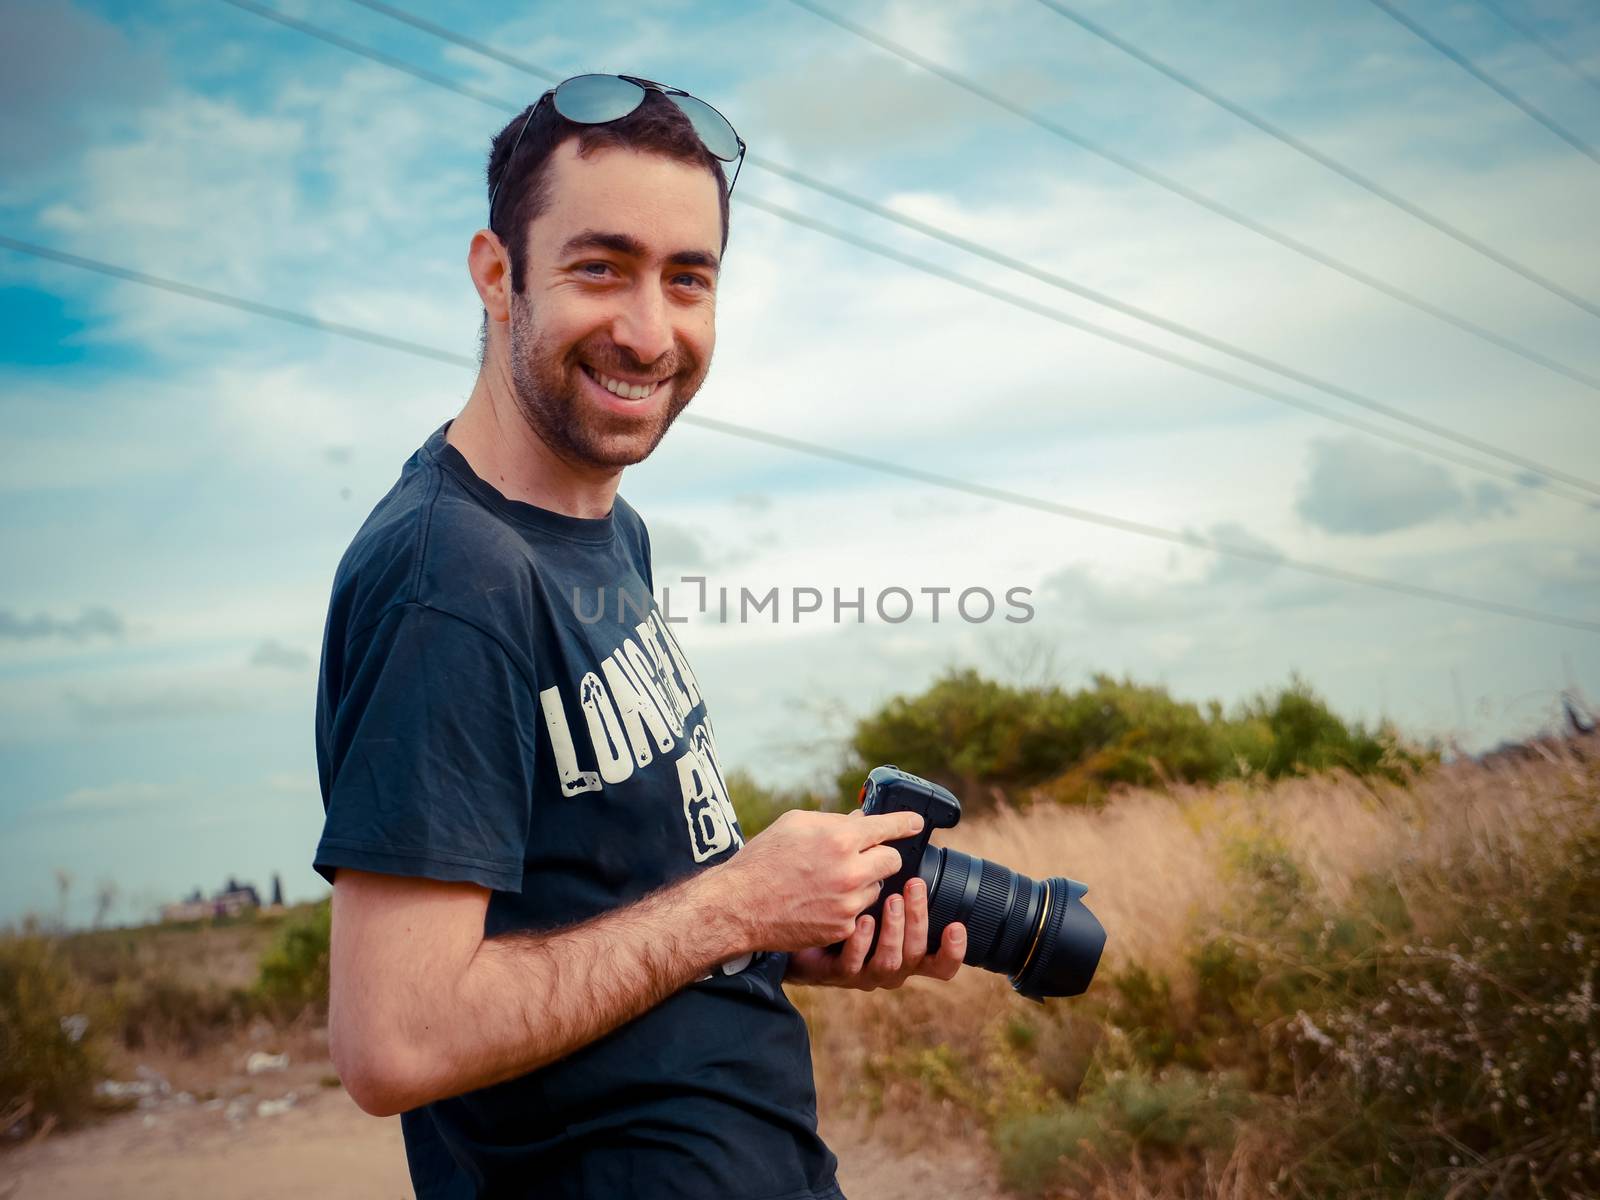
(1032, 0, 1600, 332)
(1476, 0, 1600, 98)
(213, 0, 1600, 502)
(4, 232, 1595, 635)
(738, 191, 1600, 507)
(753, 136, 1600, 399)
(786, 0, 1600, 324)
(341, 0, 1600, 394)
(347, 0, 1600, 391)
(1367, 0, 1600, 166)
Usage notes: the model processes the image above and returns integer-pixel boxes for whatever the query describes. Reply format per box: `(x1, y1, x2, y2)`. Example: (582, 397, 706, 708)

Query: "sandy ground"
(0, 1047, 1000, 1200)
(0, 1084, 410, 1200)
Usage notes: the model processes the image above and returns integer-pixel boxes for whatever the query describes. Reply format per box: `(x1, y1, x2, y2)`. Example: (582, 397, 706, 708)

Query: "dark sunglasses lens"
(554, 74, 646, 123)
(667, 93, 741, 161)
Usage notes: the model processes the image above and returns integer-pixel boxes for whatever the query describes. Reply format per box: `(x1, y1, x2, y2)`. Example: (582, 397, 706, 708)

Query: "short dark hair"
(485, 89, 731, 297)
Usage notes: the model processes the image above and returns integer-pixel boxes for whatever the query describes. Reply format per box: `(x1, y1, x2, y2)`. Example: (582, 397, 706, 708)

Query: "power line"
(749, 153, 1600, 403)
(738, 192, 1600, 507)
(344, 0, 1600, 395)
(4, 232, 1595, 636)
(345, 0, 564, 83)
(218, 0, 521, 109)
(685, 412, 1600, 636)
(0, 235, 470, 368)
(785, 0, 1600, 324)
(1031, 0, 1600, 333)
(1477, 0, 1600, 98)
(348, 0, 1600, 392)
(1367, 0, 1600, 167)
(214, 0, 1600, 502)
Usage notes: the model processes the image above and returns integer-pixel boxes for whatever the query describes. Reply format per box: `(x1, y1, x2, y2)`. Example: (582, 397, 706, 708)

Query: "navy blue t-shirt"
(313, 421, 842, 1200)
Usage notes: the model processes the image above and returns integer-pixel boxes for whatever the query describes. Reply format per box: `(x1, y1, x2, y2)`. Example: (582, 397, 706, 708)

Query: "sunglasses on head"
(489, 73, 746, 229)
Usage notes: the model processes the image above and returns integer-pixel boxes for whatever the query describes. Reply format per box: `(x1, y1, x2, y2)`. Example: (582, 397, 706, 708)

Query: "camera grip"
(825, 765, 961, 957)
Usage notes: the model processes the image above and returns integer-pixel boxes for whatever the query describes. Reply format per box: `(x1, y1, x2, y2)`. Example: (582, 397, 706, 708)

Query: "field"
(4, 734, 1597, 1199)
(797, 734, 1600, 1198)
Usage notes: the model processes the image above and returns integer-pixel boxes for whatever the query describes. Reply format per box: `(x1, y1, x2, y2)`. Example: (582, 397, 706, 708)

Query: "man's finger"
(873, 893, 904, 974)
(840, 915, 874, 976)
(902, 877, 929, 966)
(853, 879, 885, 912)
(921, 922, 965, 981)
(854, 811, 924, 848)
(861, 845, 902, 882)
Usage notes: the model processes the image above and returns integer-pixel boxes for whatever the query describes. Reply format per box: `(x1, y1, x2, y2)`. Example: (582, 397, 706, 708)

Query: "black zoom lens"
(921, 847, 1105, 1001)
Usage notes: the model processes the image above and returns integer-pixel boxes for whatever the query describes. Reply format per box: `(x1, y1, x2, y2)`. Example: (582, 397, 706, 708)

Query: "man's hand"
(783, 875, 966, 990)
(714, 807, 926, 952)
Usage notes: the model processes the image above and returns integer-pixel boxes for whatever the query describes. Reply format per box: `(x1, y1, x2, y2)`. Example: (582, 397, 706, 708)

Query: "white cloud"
(0, 606, 124, 642)
(5, 1, 1600, 917)
(1295, 435, 1520, 535)
(37, 92, 309, 289)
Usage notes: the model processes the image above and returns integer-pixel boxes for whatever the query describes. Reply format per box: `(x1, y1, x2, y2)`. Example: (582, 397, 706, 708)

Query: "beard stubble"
(506, 290, 707, 471)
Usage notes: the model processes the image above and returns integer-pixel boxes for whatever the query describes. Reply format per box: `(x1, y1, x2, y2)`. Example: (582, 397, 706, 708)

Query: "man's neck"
(448, 355, 622, 520)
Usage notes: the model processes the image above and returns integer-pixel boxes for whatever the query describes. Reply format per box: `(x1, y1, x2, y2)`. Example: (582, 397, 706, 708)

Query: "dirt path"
(1, 1076, 1000, 1200)
(0, 1086, 412, 1200)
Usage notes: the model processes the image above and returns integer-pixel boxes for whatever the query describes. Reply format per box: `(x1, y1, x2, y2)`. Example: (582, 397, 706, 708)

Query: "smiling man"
(311, 77, 965, 1200)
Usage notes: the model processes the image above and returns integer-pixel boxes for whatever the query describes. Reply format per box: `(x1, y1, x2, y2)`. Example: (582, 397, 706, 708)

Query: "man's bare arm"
(329, 807, 924, 1116)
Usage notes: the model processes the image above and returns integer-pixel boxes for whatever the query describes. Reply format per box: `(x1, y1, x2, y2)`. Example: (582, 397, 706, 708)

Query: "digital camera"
(840, 765, 1105, 1001)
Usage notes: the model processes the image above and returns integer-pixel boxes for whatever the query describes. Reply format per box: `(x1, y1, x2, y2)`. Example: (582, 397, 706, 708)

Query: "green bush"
(992, 1067, 1251, 1197)
(0, 925, 103, 1131)
(994, 1103, 1101, 1197)
(1182, 831, 1390, 1087)
(1093, 1067, 1249, 1154)
(255, 901, 332, 1018)
(1283, 817, 1600, 1197)
(1106, 964, 1198, 1071)
(1113, 796, 1600, 1196)
(112, 973, 252, 1052)
(836, 669, 1117, 809)
(1235, 673, 1398, 779)
(835, 668, 1430, 813)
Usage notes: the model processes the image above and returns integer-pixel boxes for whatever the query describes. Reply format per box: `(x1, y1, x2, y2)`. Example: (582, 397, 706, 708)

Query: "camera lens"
(921, 847, 1105, 1000)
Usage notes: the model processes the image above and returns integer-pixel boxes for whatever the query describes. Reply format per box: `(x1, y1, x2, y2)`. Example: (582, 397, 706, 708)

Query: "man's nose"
(609, 283, 675, 368)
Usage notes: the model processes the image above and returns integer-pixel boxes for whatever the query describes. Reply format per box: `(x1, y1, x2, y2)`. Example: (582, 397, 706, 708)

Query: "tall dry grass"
(1, 906, 329, 1135)
(795, 737, 1599, 1197)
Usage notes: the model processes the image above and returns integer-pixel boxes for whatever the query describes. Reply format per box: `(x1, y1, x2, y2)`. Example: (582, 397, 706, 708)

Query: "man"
(313, 76, 966, 1200)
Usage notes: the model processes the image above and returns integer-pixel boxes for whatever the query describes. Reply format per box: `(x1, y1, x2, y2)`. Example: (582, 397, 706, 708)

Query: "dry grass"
(797, 736, 1599, 1196)
(61, 914, 283, 994)
(948, 741, 1591, 981)
(8, 745, 1592, 1195)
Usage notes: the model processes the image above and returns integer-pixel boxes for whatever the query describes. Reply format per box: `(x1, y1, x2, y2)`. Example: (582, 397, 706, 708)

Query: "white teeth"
(587, 366, 659, 401)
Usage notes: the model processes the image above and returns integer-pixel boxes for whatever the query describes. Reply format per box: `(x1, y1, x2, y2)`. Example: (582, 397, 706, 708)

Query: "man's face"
(505, 139, 722, 470)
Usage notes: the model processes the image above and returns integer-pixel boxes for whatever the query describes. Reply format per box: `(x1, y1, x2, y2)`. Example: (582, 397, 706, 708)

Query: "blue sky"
(3, 0, 1598, 926)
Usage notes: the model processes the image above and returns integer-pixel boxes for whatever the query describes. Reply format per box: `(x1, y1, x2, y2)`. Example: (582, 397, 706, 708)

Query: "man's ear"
(467, 228, 513, 324)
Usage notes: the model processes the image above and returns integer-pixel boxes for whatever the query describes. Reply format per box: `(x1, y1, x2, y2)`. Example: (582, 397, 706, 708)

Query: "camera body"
(857, 763, 963, 919)
(837, 765, 1106, 1002)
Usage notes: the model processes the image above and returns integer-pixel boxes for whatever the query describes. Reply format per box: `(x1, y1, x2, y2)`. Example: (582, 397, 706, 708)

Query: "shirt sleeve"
(314, 602, 536, 892)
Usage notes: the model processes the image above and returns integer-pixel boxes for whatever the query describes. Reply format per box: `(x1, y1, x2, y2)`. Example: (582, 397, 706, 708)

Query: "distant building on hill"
(160, 888, 210, 923)
(215, 877, 260, 917)
(160, 877, 262, 923)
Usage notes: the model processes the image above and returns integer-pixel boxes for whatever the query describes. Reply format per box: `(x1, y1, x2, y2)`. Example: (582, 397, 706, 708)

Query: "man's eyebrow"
(558, 229, 719, 273)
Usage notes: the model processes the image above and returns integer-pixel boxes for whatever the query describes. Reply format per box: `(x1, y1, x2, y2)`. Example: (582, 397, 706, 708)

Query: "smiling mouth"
(581, 363, 667, 401)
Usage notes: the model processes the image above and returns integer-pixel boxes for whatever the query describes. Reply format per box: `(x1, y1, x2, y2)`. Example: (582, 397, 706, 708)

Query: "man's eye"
(580, 262, 614, 277)
(673, 274, 708, 290)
